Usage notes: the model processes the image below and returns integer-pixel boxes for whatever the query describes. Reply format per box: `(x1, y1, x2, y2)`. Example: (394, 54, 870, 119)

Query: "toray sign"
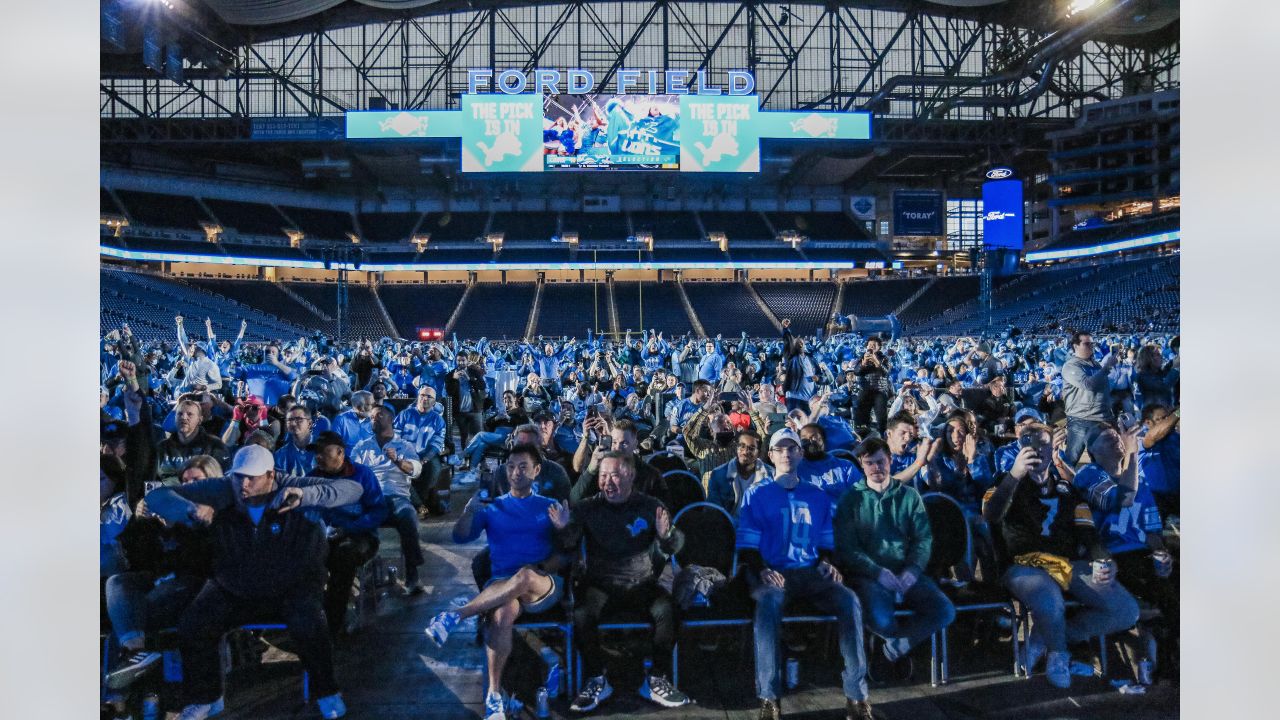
(467, 68, 756, 96)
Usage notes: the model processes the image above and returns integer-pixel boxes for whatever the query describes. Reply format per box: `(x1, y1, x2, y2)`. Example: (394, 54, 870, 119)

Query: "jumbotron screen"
(543, 94, 681, 170)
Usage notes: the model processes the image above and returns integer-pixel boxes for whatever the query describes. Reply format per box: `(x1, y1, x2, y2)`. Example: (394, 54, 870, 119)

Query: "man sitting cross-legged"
(424, 443, 571, 720)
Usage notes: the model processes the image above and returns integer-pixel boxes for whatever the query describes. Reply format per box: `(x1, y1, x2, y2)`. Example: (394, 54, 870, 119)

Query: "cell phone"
(1017, 434, 1038, 450)
(599, 435, 613, 451)
(587, 405, 599, 419)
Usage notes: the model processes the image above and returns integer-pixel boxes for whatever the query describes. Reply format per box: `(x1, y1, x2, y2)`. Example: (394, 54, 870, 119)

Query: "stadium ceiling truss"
(100, 1, 1178, 125)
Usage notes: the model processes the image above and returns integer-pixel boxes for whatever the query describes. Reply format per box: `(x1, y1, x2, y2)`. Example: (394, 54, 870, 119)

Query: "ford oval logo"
(986, 168, 1013, 180)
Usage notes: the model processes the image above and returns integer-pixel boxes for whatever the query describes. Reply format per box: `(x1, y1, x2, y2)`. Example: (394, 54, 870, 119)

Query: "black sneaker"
(759, 698, 781, 720)
(105, 648, 161, 690)
(570, 675, 612, 713)
(638, 674, 690, 708)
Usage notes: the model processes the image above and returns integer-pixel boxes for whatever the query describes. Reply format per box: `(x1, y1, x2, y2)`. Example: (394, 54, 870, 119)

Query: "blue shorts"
(485, 569, 564, 615)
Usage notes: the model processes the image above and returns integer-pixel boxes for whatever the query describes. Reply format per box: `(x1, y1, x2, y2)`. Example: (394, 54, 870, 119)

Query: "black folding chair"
(645, 451, 690, 476)
(669, 502, 749, 690)
(661, 470, 707, 516)
(922, 491, 1016, 684)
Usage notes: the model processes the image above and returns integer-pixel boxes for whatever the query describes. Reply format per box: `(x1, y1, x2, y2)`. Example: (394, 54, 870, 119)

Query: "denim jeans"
(1004, 560, 1140, 653)
(382, 495, 424, 583)
(1064, 417, 1108, 466)
(750, 566, 868, 701)
(104, 572, 204, 647)
(178, 580, 338, 705)
(849, 574, 956, 652)
(465, 428, 513, 470)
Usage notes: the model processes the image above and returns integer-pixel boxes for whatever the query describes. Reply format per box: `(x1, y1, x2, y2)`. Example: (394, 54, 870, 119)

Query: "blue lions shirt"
(1073, 464, 1163, 554)
(454, 493, 558, 579)
(736, 480, 835, 570)
(797, 454, 863, 507)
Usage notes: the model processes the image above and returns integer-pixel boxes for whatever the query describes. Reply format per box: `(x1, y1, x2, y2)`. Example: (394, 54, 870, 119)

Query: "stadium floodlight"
(346, 232, 361, 245)
(284, 228, 305, 248)
(100, 215, 129, 237)
(412, 234, 430, 252)
(1065, 0, 1102, 18)
(199, 222, 223, 244)
(485, 232, 504, 250)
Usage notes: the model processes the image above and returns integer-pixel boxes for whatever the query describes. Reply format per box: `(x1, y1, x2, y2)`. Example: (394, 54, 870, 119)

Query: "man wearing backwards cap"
(995, 407, 1048, 474)
(736, 428, 874, 720)
(143, 444, 365, 720)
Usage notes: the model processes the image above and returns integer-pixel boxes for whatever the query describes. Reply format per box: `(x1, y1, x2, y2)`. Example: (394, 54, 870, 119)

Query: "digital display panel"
(981, 178, 1025, 249)
(543, 94, 681, 170)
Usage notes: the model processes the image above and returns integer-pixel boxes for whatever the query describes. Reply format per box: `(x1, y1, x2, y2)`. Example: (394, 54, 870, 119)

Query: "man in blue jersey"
(236, 344, 297, 408)
(395, 385, 449, 515)
(331, 391, 375, 450)
(796, 423, 863, 507)
(425, 444, 569, 720)
(1138, 403, 1180, 519)
(737, 428, 873, 720)
(275, 404, 317, 478)
(1075, 425, 1176, 685)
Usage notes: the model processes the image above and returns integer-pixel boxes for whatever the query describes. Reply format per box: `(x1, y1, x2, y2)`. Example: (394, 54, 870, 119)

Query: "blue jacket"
(316, 460, 388, 536)
(394, 404, 447, 457)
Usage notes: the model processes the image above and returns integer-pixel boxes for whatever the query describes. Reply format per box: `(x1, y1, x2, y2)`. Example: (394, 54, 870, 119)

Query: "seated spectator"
(807, 393, 860, 452)
(331, 390, 374, 450)
(490, 424, 572, 502)
(685, 393, 769, 480)
(835, 438, 955, 676)
(309, 431, 388, 637)
(1138, 403, 1180, 519)
(105, 456, 221, 690)
(973, 376, 1016, 434)
(1075, 425, 1177, 685)
(888, 381, 941, 438)
(157, 398, 229, 483)
(704, 429, 773, 517)
(995, 408, 1047, 474)
(425, 444, 571, 720)
(394, 386, 448, 515)
(275, 404, 317, 478)
(350, 407, 425, 594)
(736, 429, 873, 720)
(459, 390, 529, 478)
(796, 423, 863, 507)
(558, 452, 690, 713)
(143, 445, 364, 719)
(982, 423, 1139, 689)
(883, 414, 931, 487)
(925, 410, 993, 512)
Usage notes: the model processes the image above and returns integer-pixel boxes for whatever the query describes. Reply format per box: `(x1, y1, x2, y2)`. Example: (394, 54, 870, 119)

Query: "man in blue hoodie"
(309, 431, 388, 637)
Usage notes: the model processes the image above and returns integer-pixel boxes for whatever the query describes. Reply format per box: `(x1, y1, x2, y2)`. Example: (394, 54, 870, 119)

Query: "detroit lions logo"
(626, 517, 649, 537)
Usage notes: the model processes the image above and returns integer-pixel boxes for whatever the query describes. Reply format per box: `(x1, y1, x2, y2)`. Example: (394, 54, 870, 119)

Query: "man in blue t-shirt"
(1138, 403, 1180, 518)
(737, 428, 874, 720)
(796, 423, 863, 508)
(425, 444, 568, 720)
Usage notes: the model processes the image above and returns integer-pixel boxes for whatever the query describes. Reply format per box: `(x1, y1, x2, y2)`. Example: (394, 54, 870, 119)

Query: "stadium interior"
(99, 1, 1180, 718)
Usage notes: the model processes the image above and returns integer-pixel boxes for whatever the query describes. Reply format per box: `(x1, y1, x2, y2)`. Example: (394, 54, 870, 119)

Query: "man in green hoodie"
(834, 438, 955, 667)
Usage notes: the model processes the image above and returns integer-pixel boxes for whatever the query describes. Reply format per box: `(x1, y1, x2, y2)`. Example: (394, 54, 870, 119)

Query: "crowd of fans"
(100, 313, 1179, 720)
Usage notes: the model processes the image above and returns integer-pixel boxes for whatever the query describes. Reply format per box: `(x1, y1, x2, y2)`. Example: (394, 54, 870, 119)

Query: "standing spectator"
(447, 354, 489, 452)
(1134, 344, 1178, 410)
(855, 337, 892, 433)
(736, 429, 873, 720)
(1060, 331, 1118, 465)
(781, 319, 818, 413)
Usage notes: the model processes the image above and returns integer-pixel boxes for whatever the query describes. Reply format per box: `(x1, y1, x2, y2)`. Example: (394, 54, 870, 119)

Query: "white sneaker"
(453, 471, 479, 487)
(483, 691, 507, 720)
(177, 697, 225, 720)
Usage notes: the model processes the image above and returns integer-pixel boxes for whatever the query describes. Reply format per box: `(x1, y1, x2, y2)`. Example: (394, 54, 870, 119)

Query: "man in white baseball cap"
(143, 445, 367, 719)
